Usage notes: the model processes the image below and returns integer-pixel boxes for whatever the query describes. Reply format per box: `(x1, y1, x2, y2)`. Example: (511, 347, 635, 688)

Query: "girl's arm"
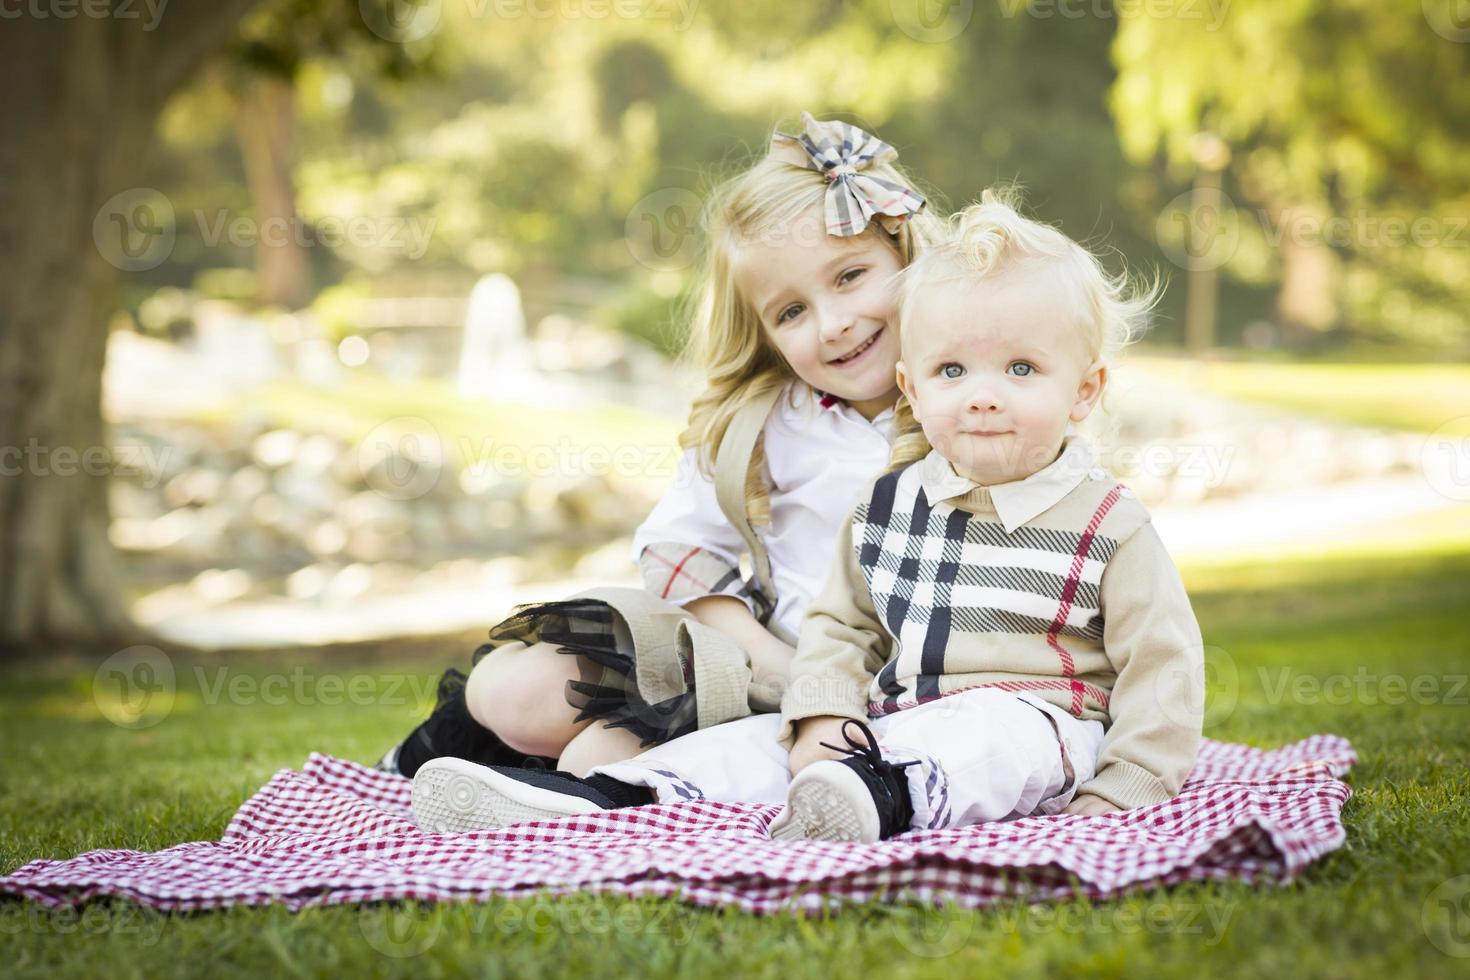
(777, 509, 889, 754)
(684, 595, 795, 708)
(633, 446, 763, 617)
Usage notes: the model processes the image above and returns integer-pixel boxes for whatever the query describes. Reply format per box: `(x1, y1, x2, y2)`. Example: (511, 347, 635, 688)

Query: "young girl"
(385, 112, 944, 791)
(410, 189, 1206, 841)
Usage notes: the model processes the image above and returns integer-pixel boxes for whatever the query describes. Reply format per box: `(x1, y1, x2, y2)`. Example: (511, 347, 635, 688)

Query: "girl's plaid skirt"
(483, 586, 765, 746)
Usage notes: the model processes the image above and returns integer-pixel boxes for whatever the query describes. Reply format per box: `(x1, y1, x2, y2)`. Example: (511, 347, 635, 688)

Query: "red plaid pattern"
(1045, 485, 1122, 716)
(638, 543, 746, 604)
(0, 736, 1354, 914)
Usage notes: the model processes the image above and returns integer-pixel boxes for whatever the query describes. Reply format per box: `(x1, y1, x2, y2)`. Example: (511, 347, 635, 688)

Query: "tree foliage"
(1112, 0, 1470, 349)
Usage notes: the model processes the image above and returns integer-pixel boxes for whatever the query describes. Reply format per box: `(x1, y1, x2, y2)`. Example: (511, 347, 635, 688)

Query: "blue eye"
(941, 363, 964, 379)
(839, 267, 866, 285)
(776, 304, 804, 325)
(1009, 362, 1035, 377)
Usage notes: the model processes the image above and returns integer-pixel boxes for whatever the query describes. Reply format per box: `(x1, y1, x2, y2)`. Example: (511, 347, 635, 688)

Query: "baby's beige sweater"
(777, 437, 1205, 810)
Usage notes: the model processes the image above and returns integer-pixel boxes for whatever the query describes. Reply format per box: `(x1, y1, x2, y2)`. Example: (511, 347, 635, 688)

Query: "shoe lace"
(817, 719, 919, 836)
(817, 719, 919, 776)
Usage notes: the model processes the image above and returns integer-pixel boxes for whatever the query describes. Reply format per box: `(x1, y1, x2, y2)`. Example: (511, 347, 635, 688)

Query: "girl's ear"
(1069, 359, 1107, 423)
(895, 359, 916, 405)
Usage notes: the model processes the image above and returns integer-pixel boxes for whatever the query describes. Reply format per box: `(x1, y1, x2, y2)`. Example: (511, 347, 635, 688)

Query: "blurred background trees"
(4, 0, 1467, 647)
(130, 0, 1469, 355)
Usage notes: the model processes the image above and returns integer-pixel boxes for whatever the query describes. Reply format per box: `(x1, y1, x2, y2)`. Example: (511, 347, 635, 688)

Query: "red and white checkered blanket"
(0, 735, 1354, 914)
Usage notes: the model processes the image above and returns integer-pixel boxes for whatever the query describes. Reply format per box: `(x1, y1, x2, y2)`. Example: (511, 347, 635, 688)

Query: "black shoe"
(769, 720, 918, 843)
(375, 655, 556, 778)
(411, 758, 654, 832)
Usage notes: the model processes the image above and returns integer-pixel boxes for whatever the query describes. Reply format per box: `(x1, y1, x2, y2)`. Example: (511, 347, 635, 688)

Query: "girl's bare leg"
(463, 640, 590, 759)
(556, 723, 649, 778)
(464, 640, 657, 774)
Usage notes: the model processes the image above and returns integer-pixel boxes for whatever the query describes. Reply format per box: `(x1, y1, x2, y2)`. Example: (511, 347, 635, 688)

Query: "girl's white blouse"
(630, 381, 896, 639)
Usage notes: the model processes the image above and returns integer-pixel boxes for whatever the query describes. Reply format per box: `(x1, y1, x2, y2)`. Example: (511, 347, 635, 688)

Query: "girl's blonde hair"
(677, 121, 944, 525)
(887, 186, 1162, 473)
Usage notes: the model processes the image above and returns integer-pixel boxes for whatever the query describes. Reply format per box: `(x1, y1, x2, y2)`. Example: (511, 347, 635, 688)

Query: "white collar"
(788, 381, 896, 425)
(919, 436, 1098, 532)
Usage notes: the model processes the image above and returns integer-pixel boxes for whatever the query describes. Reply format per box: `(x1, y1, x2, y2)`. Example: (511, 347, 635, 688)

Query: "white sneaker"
(411, 757, 611, 833)
(768, 760, 884, 843)
(767, 720, 919, 843)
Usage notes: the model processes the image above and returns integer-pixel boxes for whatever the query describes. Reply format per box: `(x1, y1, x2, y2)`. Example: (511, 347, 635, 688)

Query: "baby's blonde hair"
(678, 121, 944, 525)
(887, 186, 1162, 473)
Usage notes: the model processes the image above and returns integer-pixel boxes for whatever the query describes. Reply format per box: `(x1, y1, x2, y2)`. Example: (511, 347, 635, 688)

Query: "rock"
(324, 563, 373, 603)
(224, 465, 270, 503)
(110, 480, 163, 521)
(190, 567, 253, 603)
(554, 475, 641, 535)
(164, 467, 224, 508)
(287, 563, 332, 600)
(346, 526, 391, 562)
(252, 430, 301, 470)
(306, 520, 348, 557)
(338, 490, 403, 531)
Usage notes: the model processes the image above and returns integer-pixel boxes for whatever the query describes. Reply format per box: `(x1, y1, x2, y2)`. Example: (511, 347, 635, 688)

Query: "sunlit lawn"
(4, 518, 1470, 977)
(203, 375, 683, 493)
(1128, 355, 1470, 435)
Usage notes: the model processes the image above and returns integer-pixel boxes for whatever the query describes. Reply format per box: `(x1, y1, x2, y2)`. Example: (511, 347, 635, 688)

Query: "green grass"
(4, 541, 1470, 978)
(1128, 356, 1470, 435)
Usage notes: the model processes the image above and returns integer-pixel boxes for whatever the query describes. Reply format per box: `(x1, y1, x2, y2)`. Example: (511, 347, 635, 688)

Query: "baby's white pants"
(589, 688, 1106, 832)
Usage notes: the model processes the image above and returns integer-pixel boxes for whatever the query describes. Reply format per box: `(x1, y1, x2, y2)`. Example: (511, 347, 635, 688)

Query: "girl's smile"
(732, 204, 904, 422)
(828, 326, 885, 367)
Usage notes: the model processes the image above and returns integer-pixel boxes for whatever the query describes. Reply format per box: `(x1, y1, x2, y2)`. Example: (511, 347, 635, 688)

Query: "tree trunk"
(235, 74, 312, 309)
(0, 3, 259, 650)
(1266, 198, 1342, 347)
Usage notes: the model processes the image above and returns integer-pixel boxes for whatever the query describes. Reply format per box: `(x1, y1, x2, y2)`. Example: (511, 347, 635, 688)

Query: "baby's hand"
(1064, 793, 1122, 817)
(788, 715, 856, 777)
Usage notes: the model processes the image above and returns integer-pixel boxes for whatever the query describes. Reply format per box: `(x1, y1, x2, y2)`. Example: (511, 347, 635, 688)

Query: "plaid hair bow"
(768, 111, 927, 237)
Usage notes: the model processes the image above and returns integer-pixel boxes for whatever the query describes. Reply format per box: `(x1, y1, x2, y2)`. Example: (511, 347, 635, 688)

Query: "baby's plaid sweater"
(778, 438, 1205, 810)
